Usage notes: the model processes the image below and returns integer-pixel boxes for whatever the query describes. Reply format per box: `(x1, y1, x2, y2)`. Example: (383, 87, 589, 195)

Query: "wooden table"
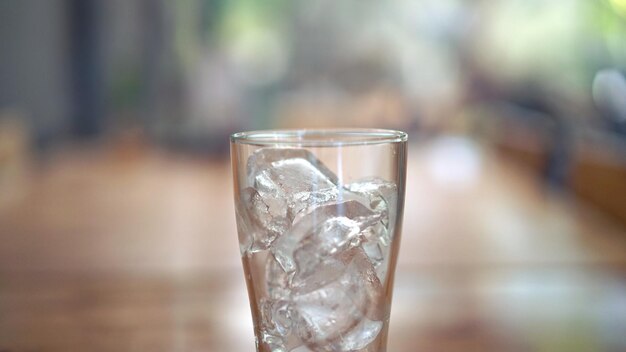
(1, 138, 625, 351)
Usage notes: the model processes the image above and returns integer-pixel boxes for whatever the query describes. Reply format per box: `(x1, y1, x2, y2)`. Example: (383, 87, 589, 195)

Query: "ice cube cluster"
(236, 148, 398, 352)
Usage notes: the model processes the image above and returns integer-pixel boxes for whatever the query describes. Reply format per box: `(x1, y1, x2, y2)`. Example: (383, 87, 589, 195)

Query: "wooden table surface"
(1, 138, 625, 352)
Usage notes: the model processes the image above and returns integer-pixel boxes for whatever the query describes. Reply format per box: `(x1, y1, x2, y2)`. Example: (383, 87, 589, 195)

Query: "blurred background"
(1, 0, 625, 351)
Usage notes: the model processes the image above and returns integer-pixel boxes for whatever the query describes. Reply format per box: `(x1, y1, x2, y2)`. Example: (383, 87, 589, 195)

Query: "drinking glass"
(231, 129, 407, 352)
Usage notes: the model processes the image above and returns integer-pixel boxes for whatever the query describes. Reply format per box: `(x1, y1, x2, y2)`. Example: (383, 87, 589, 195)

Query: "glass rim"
(230, 128, 408, 147)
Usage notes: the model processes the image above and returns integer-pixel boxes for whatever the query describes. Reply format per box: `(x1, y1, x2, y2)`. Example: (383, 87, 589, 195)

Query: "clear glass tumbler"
(231, 129, 407, 352)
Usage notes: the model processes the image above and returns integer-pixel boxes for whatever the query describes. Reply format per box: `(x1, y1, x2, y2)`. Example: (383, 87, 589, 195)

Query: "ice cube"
(291, 218, 363, 291)
(247, 148, 338, 187)
(292, 248, 384, 350)
(289, 188, 341, 221)
(254, 159, 336, 202)
(260, 298, 293, 337)
(336, 247, 386, 322)
(246, 155, 340, 252)
(360, 221, 391, 281)
(334, 318, 383, 351)
(346, 178, 398, 280)
(290, 188, 374, 225)
(266, 255, 292, 300)
(260, 332, 288, 352)
(271, 200, 382, 274)
(362, 241, 384, 264)
(290, 253, 346, 295)
(345, 177, 398, 233)
(236, 187, 290, 254)
(237, 188, 350, 256)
